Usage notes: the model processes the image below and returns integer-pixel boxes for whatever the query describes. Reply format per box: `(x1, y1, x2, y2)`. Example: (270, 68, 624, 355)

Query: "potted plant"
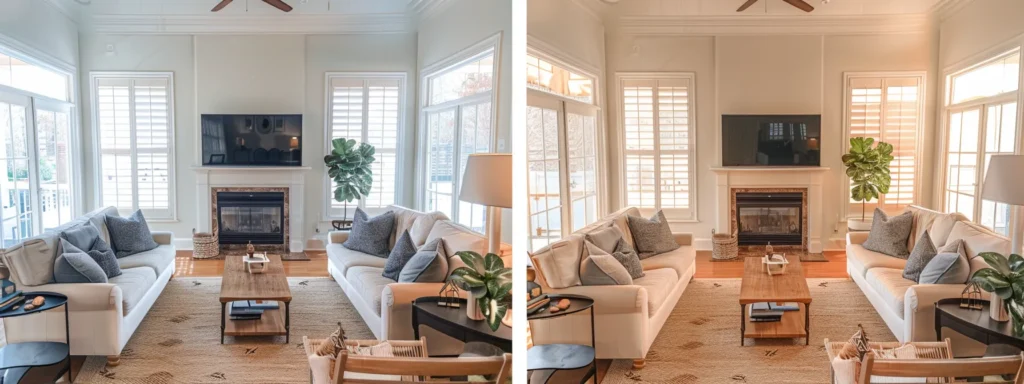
(449, 251, 512, 331)
(323, 138, 375, 229)
(971, 252, 1024, 328)
(842, 137, 894, 231)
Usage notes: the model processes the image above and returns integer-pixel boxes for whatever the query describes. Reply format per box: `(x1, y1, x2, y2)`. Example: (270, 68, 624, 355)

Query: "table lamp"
(459, 153, 512, 254)
(981, 154, 1024, 254)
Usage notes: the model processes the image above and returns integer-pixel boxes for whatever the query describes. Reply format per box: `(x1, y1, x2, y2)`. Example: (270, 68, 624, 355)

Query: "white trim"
(839, 71, 928, 219)
(614, 72, 699, 222)
(88, 71, 178, 221)
(321, 72, 408, 220)
(930, 0, 975, 22)
(409, 0, 456, 22)
(41, 0, 82, 24)
(613, 14, 930, 36)
(82, 14, 413, 35)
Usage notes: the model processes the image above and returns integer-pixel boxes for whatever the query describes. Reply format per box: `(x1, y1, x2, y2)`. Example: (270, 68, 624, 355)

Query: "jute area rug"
(76, 277, 373, 383)
(601, 278, 896, 384)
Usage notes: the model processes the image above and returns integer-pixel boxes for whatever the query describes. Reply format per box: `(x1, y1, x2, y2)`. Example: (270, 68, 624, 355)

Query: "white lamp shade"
(459, 153, 512, 208)
(982, 155, 1024, 206)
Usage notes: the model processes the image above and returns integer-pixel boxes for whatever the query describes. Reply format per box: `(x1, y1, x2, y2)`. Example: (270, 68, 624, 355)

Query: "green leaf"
(1010, 254, 1024, 273)
(457, 251, 487, 275)
(483, 298, 507, 332)
(483, 253, 505, 273)
(980, 252, 1012, 276)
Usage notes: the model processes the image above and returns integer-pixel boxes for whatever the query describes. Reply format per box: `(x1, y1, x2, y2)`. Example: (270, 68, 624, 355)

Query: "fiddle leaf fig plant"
(972, 252, 1024, 334)
(324, 138, 375, 222)
(842, 137, 894, 220)
(450, 251, 512, 331)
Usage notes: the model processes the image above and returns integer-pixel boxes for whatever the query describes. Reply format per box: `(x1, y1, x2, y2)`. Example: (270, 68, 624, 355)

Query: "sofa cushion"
(116, 245, 176, 277)
(640, 245, 695, 279)
(530, 234, 585, 289)
(907, 206, 964, 250)
(388, 205, 448, 249)
(3, 234, 62, 286)
(327, 243, 388, 276)
(627, 211, 680, 259)
(399, 238, 449, 283)
(862, 209, 914, 258)
(579, 241, 633, 286)
(346, 266, 392, 315)
(633, 268, 678, 315)
(82, 206, 119, 245)
(584, 225, 622, 254)
(53, 239, 108, 284)
(947, 221, 1013, 276)
(343, 208, 395, 258)
(110, 267, 157, 315)
(424, 220, 487, 256)
(847, 245, 908, 277)
(106, 210, 159, 258)
(864, 268, 915, 319)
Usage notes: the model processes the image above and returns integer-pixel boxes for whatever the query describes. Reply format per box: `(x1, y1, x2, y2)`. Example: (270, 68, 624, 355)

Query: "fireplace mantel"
(712, 166, 830, 253)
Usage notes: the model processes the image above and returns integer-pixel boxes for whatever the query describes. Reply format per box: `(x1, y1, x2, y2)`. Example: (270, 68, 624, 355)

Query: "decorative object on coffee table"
(411, 297, 512, 353)
(458, 153, 511, 254)
(763, 253, 789, 275)
(245, 253, 270, 274)
(192, 229, 220, 259)
(246, 241, 256, 257)
(438, 280, 461, 308)
(220, 254, 291, 344)
(324, 137, 376, 227)
(961, 281, 985, 310)
(843, 137, 894, 227)
(740, 257, 811, 346)
(527, 294, 596, 382)
(449, 251, 512, 330)
(0, 292, 71, 383)
(711, 229, 738, 261)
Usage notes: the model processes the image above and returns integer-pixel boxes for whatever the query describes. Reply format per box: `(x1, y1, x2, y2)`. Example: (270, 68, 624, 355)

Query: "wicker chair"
(303, 337, 512, 383)
(824, 339, 954, 383)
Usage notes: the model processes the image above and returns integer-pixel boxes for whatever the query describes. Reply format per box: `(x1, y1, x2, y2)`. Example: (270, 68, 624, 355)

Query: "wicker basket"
(192, 229, 220, 259)
(711, 229, 738, 260)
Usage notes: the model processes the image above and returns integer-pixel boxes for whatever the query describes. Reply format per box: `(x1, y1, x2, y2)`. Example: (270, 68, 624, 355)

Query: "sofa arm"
(673, 233, 693, 246)
(151, 231, 173, 245)
(847, 232, 869, 245)
(328, 231, 349, 245)
(546, 284, 649, 316)
(904, 284, 966, 342)
(30, 282, 123, 312)
(380, 282, 455, 340)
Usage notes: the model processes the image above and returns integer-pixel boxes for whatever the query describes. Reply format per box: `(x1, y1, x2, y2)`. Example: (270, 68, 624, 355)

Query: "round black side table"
(527, 294, 596, 384)
(935, 298, 1024, 351)
(0, 292, 71, 383)
(411, 297, 512, 353)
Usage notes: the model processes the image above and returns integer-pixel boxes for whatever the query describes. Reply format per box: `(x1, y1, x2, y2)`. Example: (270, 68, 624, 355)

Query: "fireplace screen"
(216, 191, 285, 245)
(220, 207, 282, 234)
(738, 207, 800, 235)
(735, 192, 803, 246)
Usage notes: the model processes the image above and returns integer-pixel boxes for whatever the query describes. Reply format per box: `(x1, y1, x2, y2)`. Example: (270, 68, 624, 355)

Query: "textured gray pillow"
(585, 225, 623, 253)
(61, 223, 119, 277)
(105, 210, 159, 258)
(626, 211, 680, 258)
(343, 208, 395, 258)
(902, 231, 938, 282)
(580, 242, 633, 286)
(53, 239, 108, 284)
(919, 246, 971, 284)
(399, 238, 449, 283)
(610, 239, 645, 279)
(862, 209, 914, 258)
(382, 230, 417, 281)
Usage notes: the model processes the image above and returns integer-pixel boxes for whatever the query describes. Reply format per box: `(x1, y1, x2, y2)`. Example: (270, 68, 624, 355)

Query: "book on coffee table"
(230, 300, 264, 319)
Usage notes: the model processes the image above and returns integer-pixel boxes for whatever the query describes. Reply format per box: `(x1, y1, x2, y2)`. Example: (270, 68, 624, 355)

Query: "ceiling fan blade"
(736, 0, 759, 12)
(782, 0, 814, 12)
(263, 0, 293, 12)
(211, 0, 233, 12)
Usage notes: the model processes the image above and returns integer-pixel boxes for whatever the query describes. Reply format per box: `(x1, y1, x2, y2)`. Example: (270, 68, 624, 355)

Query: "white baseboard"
(174, 238, 193, 250)
(693, 238, 712, 251)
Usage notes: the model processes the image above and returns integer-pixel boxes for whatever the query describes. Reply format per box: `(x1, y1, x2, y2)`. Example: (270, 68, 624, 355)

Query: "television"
(721, 115, 821, 167)
(201, 114, 302, 166)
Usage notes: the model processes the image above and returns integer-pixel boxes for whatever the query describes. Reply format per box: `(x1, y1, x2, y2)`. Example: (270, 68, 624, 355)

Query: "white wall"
(0, 0, 78, 68)
(606, 33, 933, 249)
(527, 0, 606, 73)
(418, 0, 513, 242)
(79, 33, 419, 246)
(939, 0, 1024, 68)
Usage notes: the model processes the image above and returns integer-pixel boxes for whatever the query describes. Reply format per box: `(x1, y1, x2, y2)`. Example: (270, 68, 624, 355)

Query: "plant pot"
(466, 294, 485, 321)
(991, 293, 1010, 322)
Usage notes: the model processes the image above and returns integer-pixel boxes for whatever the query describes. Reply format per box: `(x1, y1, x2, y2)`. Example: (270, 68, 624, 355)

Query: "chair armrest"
(29, 282, 123, 312)
(546, 284, 649, 315)
(151, 231, 173, 245)
(673, 233, 693, 246)
(847, 232, 869, 245)
(328, 231, 350, 245)
(380, 282, 454, 340)
(904, 284, 966, 342)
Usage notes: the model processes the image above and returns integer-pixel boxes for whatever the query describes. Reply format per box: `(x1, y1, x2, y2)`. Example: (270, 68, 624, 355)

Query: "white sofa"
(326, 205, 511, 355)
(847, 205, 1011, 356)
(1, 207, 175, 366)
(528, 207, 696, 368)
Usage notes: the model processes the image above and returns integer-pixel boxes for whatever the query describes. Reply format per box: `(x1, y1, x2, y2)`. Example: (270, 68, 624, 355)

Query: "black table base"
(0, 292, 71, 383)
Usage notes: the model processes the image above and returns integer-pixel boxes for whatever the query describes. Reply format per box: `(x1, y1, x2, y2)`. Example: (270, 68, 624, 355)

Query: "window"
(0, 46, 77, 248)
(92, 73, 174, 220)
(421, 37, 500, 233)
(325, 73, 405, 217)
(942, 49, 1021, 235)
(619, 74, 696, 220)
(844, 73, 925, 218)
(526, 54, 594, 104)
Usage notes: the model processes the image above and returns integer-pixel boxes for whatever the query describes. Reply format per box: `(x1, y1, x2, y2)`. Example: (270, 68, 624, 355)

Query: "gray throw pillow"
(60, 224, 102, 251)
(399, 238, 449, 283)
(382, 230, 417, 281)
(580, 241, 633, 286)
(862, 209, 914, 258)
(61, 223, 119, 277)
(105, 210, 159, 258)
(53, 239, 108, 284)
(626, 210, 680, 259)
(902, 231, 937, 282)
(919, 244, 971, 284)
(585, 225, 623, 253)
(343, 208, 395, 258)
(611, 239, 645, 279)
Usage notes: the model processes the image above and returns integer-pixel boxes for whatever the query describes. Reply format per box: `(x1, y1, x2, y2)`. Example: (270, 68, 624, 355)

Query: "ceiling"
(583, 0, 949, 17)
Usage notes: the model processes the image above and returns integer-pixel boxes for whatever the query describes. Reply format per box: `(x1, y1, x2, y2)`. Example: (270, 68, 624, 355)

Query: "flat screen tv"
(721, 115, 821, 167)
(201, 114, 302, 166)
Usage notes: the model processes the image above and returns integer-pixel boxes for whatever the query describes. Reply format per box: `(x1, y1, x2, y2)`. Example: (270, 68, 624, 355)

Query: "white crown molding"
(930, 0, 975, 22)
(82, 13, 413, 34)
(612, 14, 931, 36)
(408, 0, 455, 21)
(42, 0, 82, 24)
(568, 0, 607, 24)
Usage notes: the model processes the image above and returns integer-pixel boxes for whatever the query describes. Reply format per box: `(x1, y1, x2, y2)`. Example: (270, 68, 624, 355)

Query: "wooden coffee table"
(739, 256, 812, 346)
(219, 254, 292, 344)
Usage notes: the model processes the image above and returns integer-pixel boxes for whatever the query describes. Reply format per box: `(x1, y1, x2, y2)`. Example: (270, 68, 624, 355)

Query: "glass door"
(33, 99, 74, 232)
(565, 103, 599, 232)
(425, 107, 458, 221)
(979, 101, 1019, 235)
(526, 94, 565, 251)
(0, 92, 36, 247)
(945, 107, 983, 220)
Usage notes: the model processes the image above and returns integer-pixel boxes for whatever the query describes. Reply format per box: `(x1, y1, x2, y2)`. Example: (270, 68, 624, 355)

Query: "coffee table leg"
(220, 302, 226, 344)
(285, 301, 291, 344)
(740, 303, 745, 346)
(805, 303, 811, 346)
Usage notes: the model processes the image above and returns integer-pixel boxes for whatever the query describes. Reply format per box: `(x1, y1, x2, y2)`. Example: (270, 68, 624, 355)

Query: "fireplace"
(216, 191, 285, 245)
(736, 192, 803, 246)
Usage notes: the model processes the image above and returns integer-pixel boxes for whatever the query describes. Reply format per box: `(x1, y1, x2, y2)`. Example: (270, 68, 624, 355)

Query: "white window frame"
(322, 72, 407, 219)
(417, 33, 502, 230)
(840, 71, 927, 220)
(89, 71, 177, 221)
(615, 72, 698, 222)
